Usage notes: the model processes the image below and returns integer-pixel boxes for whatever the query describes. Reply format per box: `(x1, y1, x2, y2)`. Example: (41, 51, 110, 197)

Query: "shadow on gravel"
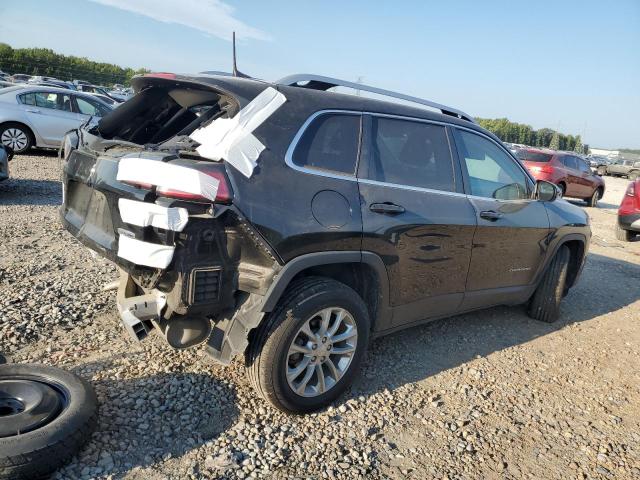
(66, 355, 239, 478)
(351, 252, 640, 398)
(0, 178, 61, 206)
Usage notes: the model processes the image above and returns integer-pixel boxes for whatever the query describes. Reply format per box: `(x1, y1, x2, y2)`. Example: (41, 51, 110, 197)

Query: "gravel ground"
(1, 152, 639, 480)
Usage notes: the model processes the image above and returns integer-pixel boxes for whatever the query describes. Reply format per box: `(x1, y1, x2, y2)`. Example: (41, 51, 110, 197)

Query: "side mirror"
(534, 180, 558, 202)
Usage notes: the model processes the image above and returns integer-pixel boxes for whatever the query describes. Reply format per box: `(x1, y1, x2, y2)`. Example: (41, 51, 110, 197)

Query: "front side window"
(291, 114, 360, 175)
(364, 117, 455, 192)
(562, 156, 578, 170)
(455, 129, 529, 200)
(576, 159, 591, 173)
(75, 96, 109, 117)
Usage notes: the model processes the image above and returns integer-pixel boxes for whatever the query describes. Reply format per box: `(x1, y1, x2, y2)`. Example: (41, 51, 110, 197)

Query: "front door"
(21, 90, 80, 145)
(358, 115, 476, 328)
(451, 128, 550, 309)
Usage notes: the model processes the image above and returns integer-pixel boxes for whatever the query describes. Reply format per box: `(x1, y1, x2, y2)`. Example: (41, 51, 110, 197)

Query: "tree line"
(476, 117, 587, 153)
(0, 43, 149, 87)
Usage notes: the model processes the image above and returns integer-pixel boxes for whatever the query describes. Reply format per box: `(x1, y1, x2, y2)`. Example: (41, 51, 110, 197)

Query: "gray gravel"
(1, 152, 639, 479)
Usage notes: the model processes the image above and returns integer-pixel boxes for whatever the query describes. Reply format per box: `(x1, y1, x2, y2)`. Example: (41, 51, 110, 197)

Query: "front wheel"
(527, 246, 570, 323)
(629, 171, 639, 181)
(246, 277, 370, 413)
(585, 188, 601, 207)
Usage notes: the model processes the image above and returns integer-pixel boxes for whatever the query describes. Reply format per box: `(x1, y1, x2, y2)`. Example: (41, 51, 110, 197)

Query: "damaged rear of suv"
(61, 73, 590, 413)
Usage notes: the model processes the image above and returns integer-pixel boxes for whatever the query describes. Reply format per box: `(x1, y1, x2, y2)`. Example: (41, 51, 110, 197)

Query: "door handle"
(370, 202, 405, 214)
(26, 109, 41, 114)
(480, 210, 503, 221)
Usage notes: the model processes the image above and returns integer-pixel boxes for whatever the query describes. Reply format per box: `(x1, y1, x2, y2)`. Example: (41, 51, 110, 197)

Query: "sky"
(0, 0, 638, 149)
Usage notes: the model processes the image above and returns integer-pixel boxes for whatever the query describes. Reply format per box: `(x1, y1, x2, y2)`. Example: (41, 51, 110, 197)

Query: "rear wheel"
(246, 277, 370, 413)
(597, 166, 607, 176)
(0, 123, 33, 154)
(558, 182, 566, 198)
(527, 246, 570, 323)
(616, 223, 634, 242)
(629, 170, 639, 181)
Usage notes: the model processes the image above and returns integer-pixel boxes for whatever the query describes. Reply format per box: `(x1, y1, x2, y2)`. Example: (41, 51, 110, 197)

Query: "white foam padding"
(189, 86, 287, 178)
(117, 157, 220, 201)
(117, 235, 175, 269)
(118, 198, 189, 232)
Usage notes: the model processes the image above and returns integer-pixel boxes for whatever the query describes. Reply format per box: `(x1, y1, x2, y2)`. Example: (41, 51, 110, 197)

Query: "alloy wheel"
(1, 128, 28, 151)
(286, 307, 358, 397)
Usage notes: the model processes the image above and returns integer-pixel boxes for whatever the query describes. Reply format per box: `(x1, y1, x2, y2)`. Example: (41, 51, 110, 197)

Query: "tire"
(597, 166, 607, 176)
(615, 223, 634, 242)
(246, 277, 370, 413)
(558, 182, 566, 198)
(629, 170, 639, 181)
(585, 187, 601, 207)
(527, 245, 570, 323)
(0, 364, 98, 480)
(0, 123, 33, 154)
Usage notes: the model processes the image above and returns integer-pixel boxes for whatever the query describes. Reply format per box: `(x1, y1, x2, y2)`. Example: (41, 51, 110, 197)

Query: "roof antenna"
(232, 32, 250, 78)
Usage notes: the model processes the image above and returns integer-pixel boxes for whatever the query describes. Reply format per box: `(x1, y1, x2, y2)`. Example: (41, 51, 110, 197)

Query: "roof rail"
(277, 74, 476, 124)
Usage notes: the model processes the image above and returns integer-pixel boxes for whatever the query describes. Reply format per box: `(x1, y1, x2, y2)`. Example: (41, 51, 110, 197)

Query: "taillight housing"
(528, 164, 554, 174)
(619, 181, 639, 215)
(156, 165, 233, 204)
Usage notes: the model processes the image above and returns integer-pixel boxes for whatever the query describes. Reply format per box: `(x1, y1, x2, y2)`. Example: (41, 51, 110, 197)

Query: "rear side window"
(517, 150, 552, 162)
(292, 114, 360, 175)
(562, 156, 578, 170)
(365, 117, 455, 192)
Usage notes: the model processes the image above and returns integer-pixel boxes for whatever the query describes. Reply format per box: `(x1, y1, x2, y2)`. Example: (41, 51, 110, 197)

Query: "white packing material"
(189, 86, 287, 178)
(117, 235, 175, 269)
(118, 198, 189, 232)
(117, 157, 220, 201)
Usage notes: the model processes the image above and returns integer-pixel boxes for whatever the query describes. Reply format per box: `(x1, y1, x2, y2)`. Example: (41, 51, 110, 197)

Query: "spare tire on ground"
(0, 363, 98, 480)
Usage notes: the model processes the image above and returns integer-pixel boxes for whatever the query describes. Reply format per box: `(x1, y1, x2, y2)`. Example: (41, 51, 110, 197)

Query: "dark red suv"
(517, 148, 605, 206)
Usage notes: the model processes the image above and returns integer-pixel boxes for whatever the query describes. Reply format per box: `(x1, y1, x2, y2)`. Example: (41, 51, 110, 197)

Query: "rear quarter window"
(291, 113, 360, 175)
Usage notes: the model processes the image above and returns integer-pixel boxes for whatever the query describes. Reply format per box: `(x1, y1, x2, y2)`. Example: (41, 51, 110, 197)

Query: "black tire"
(246, 277, 370, 414)
(0, 123, 34, 154)
(527, 246, 570, 323)
(585, 187, 601, 207)
(558, 182, 566, 198)
(597, 166, 607, 176)
(615, 223, 634, 242)
(0, 364, 98, 480)
(629, 170, 639, 181)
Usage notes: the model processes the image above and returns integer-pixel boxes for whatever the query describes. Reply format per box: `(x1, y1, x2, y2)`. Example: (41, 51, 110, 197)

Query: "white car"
(0, 85, 113, 153)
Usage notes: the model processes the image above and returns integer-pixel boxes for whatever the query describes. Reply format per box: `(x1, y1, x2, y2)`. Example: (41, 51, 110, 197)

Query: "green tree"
(549, 132, 560, 150)
(574, 136, 583, 154)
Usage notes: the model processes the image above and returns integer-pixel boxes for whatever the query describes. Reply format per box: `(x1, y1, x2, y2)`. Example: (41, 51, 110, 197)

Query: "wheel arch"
(260, 251, 392, 332)
(537, 234, 587, 290)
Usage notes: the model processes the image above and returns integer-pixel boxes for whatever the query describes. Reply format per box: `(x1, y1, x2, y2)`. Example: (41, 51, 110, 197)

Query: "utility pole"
(355, 76, 364, 96)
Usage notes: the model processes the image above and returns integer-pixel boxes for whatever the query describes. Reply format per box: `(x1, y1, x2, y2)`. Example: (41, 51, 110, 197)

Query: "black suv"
(60, 73, 590, 412)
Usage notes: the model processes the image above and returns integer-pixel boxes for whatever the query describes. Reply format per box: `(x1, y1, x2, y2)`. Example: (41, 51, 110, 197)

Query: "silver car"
(0, 85, 113, 153)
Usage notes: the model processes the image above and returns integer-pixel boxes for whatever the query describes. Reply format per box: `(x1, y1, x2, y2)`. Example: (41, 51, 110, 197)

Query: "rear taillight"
(528, 164, 554, 174)
(619, 181, 640, 215)
(156, 166, 232, 204)
(123, 181, 153, 190)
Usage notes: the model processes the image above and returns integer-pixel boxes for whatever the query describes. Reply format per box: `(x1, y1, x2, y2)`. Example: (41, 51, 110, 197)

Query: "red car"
(517, 148, 605, 207)
(617, 179, 640, 241)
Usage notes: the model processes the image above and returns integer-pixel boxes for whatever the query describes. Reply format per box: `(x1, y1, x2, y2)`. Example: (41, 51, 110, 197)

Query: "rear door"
(358, 115, 476, 328)
(19, 90, 81, 145)
(559, 155, 582, 197)
(451, 128, 550, 308)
